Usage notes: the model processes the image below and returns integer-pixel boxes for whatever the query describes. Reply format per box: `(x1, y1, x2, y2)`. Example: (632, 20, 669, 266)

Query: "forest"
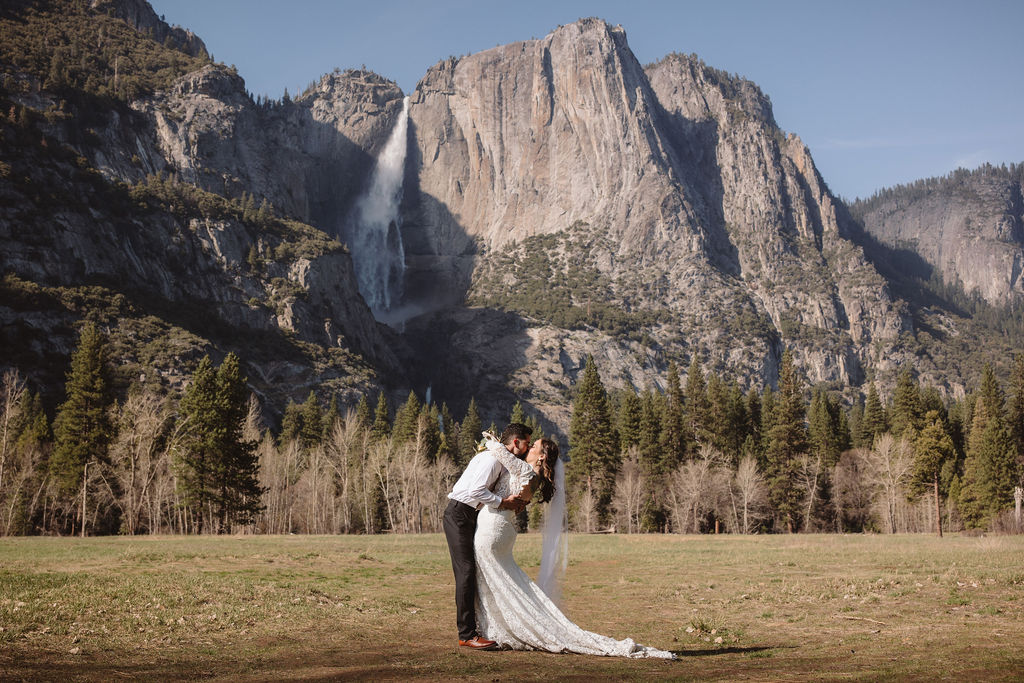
(2, 322, 1022, 537)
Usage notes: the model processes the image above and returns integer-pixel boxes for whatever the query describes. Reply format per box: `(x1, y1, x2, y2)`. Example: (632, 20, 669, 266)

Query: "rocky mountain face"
(3, 2, 1018, 431)
(0, 0, 405, 413)
(89, 0, 208, 58)
(849, 166, 1024, 306)
(401, 19, 909, 426)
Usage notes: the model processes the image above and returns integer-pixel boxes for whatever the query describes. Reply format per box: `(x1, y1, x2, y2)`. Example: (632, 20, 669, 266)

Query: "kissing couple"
(443, 422, 675, 658)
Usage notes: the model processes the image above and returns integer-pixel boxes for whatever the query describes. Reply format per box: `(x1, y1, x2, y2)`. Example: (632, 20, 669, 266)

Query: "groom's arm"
(452, 453, 504, 510)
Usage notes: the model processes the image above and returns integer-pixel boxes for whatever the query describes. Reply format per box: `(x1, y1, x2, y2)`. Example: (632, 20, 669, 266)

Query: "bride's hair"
(533, 438, 559, 504)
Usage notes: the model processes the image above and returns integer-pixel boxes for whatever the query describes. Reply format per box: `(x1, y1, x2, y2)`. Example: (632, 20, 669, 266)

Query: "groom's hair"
(500, 423, 533, 445)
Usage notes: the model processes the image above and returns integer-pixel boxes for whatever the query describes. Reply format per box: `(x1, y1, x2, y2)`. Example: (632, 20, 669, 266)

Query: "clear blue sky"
(149, 0, 1023, 201)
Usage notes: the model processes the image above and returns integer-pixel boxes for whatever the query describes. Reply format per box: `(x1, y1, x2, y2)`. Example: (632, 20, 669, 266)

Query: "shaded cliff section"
(849, 164, 1024, 307)
(0, 0, 407, 415)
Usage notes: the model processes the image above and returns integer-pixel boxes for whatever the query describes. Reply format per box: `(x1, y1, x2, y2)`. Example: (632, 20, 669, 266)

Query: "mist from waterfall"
(345, 96, 410, 318)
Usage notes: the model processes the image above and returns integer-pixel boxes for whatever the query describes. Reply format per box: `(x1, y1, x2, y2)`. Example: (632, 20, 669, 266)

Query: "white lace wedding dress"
(473, 442, 675, 659)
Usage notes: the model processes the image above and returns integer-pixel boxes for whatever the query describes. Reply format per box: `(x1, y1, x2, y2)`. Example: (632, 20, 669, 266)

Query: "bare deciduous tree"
(572, 482, 598, 533)
(0, 369, 26, 497)
(668, 445, 726, 533)
(730, 455, 768, 534)
(101, 390, 178, 534)
(866, 434, 915, 533)
(613, 446, 645, 533)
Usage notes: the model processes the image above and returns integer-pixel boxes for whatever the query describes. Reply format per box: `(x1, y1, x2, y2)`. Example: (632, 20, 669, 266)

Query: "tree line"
(567, 352, 1024, 536)
(2, 324, 1022, 536)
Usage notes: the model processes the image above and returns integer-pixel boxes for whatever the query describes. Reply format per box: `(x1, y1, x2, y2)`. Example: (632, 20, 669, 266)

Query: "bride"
(474, 434, 675, 659)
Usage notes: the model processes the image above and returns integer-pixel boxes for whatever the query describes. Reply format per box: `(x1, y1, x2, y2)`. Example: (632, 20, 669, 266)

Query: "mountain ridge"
(1, 1, 1021, 433)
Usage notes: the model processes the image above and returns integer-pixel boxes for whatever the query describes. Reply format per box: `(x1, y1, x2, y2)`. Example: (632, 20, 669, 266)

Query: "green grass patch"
(1, 534, 1023, 680)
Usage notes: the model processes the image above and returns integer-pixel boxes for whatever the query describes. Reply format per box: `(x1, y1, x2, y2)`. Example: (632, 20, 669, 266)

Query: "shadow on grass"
(672, 645, 786, 657)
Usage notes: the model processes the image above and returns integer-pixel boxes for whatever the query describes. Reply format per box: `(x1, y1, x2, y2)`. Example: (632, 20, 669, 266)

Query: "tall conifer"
(913, 410, 954, 536)
(890, 366, 924, 437)
(211, 353, 262, 532)
(616, 387, 642, 454)
(392, 391, 422, 446)
(299, 391, 323, 448)
(861, 383, 888, 446)
(459, 398, 482, 466)
(371, 393, 391, 442)
(568, 355, 618, 524)
(51, 323, 114, 497)
(764, 350, 808, 532)
(178, 356, 219, 532)
(661, 361, 686, 468)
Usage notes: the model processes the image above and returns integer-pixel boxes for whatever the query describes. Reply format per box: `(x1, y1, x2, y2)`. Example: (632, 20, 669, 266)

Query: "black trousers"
(443, 498, 480, 640)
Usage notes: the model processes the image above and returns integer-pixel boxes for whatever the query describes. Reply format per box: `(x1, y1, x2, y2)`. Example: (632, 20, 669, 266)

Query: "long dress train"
(473, 443, 674, 659)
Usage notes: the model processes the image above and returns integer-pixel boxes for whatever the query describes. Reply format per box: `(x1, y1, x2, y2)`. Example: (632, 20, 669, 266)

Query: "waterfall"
(346, 96, 409, 316)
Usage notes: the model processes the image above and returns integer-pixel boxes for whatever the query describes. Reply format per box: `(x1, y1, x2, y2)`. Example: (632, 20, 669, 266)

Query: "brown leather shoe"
(458, 635, 498, 650)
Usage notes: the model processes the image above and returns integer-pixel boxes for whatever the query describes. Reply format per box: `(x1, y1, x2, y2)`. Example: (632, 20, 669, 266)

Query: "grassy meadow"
(2, 533, 1023, 681)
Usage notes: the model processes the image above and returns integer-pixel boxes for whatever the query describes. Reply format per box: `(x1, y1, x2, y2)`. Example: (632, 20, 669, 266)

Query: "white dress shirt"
(448, 449, 505, 510)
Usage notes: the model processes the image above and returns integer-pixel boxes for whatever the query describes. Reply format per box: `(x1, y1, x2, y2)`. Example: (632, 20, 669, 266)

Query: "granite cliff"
(2, 2, 1019, 430)
(399, 20, 910, 426)
(850, 165, 1024, 306)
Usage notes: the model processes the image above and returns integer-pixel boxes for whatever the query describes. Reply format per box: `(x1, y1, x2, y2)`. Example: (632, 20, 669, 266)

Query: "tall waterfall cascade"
(345, 96, 410, 317)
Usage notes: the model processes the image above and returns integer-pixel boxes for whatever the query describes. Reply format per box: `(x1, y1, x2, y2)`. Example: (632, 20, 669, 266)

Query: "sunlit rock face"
(851, 168, 1024, 307)
(400, 18, 908, 425)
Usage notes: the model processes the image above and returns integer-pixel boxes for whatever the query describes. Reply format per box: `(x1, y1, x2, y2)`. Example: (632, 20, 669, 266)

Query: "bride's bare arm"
(515, 473, 540, 503)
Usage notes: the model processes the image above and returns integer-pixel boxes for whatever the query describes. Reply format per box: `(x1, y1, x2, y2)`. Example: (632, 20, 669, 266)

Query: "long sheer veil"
(537, 457, 568, 609)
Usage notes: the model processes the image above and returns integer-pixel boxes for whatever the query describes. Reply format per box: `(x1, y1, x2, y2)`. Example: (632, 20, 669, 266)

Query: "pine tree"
(959, 367, 1018, 528)
(323, 394, 342, 438)
(705, 372, 729, 455)
(661, 361, 686, 469)
(890, 366, 924, 438)
(299, 391, 323, 448)
(392, 391, 422, 446)
(860, 383, 888, 447)
(416, 404, 442, 462)
(459, 398, 482, 466)
(913, 410, 954, 536)
(977, 363, 1004, 426)
(568, 355, 618, 525)
(210, 353, 262, 532)
(51, 323, 114, 496)
(177, 356, 219, 532)
(279, 399, 302, 446)
(638, 388, 662, 474)
(637, 386, 665, 531)
(354, 394, 371, 429)
(510, 401, 526, 425)
(808, 389, 842, 468)
(758, 386, 776, 471)
(847, 399, 864, 448)
(684, 357, 710, 448)
(616, 387, 643, 454)
(745, 387, 762, 451)
(721, 381, 749, 465)
(764, 350, 808, 532)
(371, 393, 391, 442)
(806, 388, 842, 530)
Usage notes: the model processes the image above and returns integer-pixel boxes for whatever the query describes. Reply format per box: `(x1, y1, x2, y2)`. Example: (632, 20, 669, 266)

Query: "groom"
(443, 422, 533, 650)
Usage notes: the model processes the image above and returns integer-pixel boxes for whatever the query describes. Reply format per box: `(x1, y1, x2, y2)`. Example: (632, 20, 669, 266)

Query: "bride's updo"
(533, 438, 559, 504)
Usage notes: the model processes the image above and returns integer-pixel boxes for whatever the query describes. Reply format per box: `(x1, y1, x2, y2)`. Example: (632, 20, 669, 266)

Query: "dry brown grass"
(2, 533, 1023, 681)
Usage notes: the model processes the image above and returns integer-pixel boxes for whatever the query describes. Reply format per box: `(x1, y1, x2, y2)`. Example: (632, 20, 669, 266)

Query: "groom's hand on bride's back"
(498, 494, 528, 513)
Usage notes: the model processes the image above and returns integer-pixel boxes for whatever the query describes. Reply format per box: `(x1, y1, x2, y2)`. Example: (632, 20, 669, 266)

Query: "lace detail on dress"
(481, 437, 536, 500)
